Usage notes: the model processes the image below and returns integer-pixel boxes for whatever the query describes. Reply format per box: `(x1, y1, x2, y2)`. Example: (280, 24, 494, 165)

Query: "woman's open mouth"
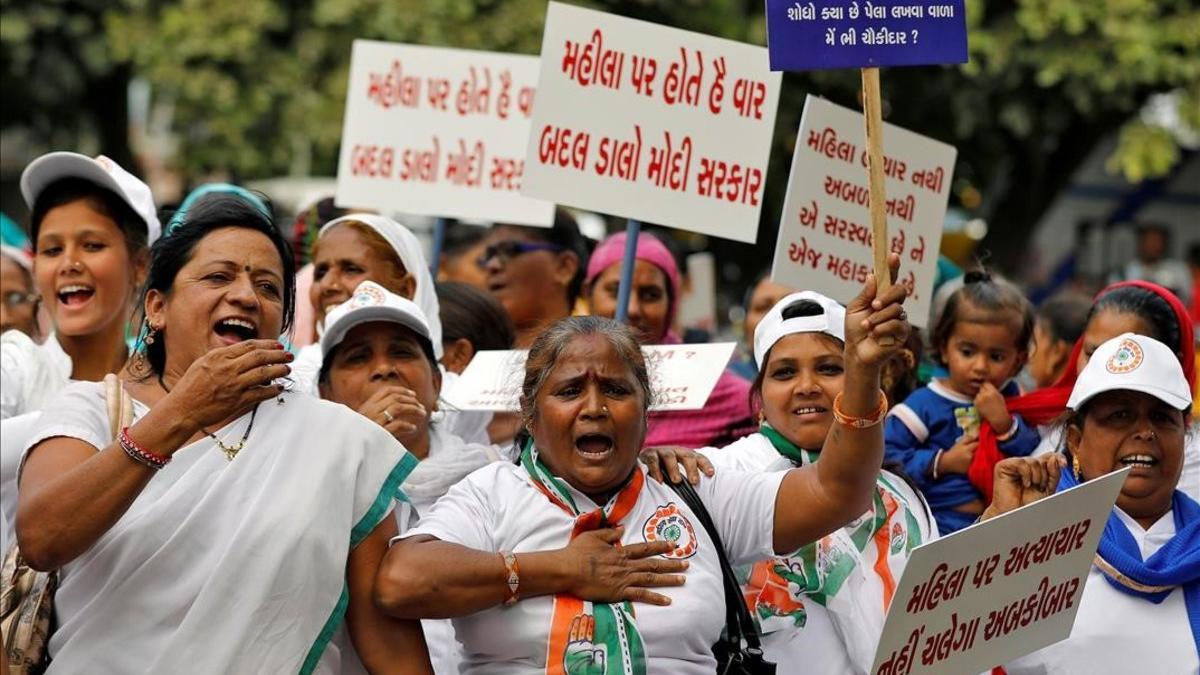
(574, 432, 615, 460)
(1118, 454, 1159, 470)
(57, 284, 94, 309)
(792, 405, 828, 421)
(213, 317, 258, 345)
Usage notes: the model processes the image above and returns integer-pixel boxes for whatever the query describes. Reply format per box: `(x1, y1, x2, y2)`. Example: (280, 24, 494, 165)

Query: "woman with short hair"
(16, 194, 431, 673)
(987, 333, 1199, 674)
(375, 259, 910, 673)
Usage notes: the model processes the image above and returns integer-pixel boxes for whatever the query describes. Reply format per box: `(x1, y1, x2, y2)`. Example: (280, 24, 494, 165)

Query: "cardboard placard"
(765, 0, 968, 71)
(521, 2, 781, 243)
(336, 40, 554, 226)
(770, 96, 955, 326)
(443, 343, 738, 412)
(871, 468, 1129, 675)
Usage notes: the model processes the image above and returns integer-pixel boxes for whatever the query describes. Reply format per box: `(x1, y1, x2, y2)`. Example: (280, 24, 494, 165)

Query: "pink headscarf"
(585, 231, 682, 342)
(585, 231, 756, 448)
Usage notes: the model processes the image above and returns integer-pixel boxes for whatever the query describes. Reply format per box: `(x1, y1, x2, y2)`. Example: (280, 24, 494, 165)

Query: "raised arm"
(771, 255, 910, 553)
(16, 340, 290, 570)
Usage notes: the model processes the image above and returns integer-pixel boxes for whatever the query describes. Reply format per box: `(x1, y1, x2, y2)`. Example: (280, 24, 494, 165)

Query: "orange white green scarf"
(520, 440, 647, 675)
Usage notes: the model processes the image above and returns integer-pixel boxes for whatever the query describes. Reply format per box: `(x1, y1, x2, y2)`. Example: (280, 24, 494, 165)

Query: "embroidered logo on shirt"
(643, 503, 698, 559)
(1106, 338, 1144, 374)
(348, 284, 387, 308)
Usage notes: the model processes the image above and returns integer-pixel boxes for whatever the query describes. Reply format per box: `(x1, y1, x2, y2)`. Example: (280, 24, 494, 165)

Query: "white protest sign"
(871, 468, 1129, 675)
(443, 343, 737, 412)
(521, 2, 782, 243)
(771, 96, 955, 326)
(336, 40, 554, 226)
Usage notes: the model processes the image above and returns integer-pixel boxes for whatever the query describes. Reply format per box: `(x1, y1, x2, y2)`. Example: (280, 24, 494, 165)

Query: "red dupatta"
(968, 281, 1196, 502)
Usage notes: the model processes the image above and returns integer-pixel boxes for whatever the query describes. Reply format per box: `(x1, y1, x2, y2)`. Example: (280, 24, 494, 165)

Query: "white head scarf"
(318, 214, 442, 359)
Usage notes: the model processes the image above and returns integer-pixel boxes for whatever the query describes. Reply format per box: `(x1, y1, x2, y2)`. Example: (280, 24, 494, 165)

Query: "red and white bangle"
(500, 551, 520, 607)
(995, 416, 1020, 443)
(831, 390, 889, 429)
(119, 427, 170, 470)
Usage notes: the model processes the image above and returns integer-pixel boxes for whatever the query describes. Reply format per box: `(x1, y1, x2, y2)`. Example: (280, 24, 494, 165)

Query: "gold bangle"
(500, 551, 520, 607)
(831, 389, 889, 429)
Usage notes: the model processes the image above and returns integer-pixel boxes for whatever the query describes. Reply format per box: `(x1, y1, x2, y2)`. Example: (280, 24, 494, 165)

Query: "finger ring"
(898, 310, 907, 321)
(383, 410, 395, 423)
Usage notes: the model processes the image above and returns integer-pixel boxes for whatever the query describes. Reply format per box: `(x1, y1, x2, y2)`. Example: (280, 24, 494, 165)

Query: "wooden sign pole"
(860, 66, 891, 293)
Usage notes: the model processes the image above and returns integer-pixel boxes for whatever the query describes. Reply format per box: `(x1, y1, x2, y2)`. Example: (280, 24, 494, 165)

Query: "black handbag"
(668, 478, 776, 675)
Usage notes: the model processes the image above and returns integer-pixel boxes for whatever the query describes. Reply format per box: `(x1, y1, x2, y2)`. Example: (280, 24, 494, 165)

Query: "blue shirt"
(884, 380, 1040, 533)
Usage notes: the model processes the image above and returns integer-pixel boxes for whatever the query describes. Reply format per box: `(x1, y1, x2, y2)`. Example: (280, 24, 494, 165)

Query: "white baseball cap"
(321, 281, 435, 362)
(753, 291, 847, 366)
(1068, 333, 1192, 411)
(20, 152, 162, 245)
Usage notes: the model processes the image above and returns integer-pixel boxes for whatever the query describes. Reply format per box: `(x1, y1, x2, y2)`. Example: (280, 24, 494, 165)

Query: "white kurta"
(702, 433, 938, 675)
(22, 382, 416, 674)
(1004, 508, 1198, 674)
(0, 330, 72, 420)
(406, 461, 788, 674)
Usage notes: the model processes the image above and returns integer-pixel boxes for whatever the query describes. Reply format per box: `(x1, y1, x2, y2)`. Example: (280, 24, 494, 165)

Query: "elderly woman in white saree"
(15, 194, 432, 673)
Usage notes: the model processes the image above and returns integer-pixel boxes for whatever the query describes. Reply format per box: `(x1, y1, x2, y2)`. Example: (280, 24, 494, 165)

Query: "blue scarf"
(1058, 467, 1200, 654)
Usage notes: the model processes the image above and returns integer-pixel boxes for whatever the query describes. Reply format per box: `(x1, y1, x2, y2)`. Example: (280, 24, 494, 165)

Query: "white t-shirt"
(702, 433, 937, 675)
(406, 461, 788, 674)
(1005, 508, 1198, 674)
(0, 331, 72, 420)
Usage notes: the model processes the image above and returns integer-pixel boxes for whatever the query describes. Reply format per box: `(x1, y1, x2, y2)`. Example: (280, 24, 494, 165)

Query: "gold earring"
(757, 410, 765, 425)
(1072, 454, 1082, 481)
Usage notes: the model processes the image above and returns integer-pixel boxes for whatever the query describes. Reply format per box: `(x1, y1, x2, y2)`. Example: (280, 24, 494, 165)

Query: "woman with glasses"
(479, 209, 590, 349)
(0, 245, 38, 338)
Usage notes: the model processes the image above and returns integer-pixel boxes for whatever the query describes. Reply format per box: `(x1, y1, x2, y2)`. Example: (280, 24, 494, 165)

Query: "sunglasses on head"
(477, 240, 564, 266)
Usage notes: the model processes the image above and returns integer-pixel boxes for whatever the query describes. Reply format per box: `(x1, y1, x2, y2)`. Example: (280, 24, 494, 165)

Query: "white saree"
(21, 381, 417, 674)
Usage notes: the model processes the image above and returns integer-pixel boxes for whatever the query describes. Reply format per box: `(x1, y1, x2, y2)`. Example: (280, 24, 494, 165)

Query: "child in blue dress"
(885, 271, 1040, 534)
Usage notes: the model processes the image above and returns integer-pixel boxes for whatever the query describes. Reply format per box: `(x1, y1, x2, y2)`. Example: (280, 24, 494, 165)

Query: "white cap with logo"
(753, 291, 847, 366)
(20, 152, 162, 245)
(1068, 332, 1193, 411)
(321, 281, 435, 361)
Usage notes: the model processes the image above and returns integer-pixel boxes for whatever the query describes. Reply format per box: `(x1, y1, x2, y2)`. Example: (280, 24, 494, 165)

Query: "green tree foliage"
(3, 0, 1197, 265)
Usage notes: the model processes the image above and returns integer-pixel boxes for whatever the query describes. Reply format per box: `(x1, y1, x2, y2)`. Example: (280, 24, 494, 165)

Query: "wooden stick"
(861, 67, 891, 292)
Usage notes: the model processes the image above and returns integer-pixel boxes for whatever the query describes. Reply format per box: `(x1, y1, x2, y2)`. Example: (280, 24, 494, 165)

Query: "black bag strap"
(667, 478, 766, 660)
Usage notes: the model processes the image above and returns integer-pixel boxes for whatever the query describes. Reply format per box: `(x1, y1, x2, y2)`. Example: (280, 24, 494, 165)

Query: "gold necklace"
(159, 375, 258, 461)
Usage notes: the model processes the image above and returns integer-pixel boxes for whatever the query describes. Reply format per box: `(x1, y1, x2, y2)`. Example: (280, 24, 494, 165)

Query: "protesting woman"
(318, 281, 504, 674)
(1, 152, 158, 560)
(1, 152, 157, 419)
(986, 333, 1199, 674)
(375, 257, 909, 673)
(15, 194, 431, 673)
(970, 281, 1198, 500)
(698, 290, 936, 674)
(584, 231, 756, 448)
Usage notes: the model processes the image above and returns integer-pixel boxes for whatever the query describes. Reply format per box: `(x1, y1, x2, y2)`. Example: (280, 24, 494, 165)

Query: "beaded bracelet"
(119, 427, 170, 470)
(831, 389, 889, 429)
(499, 551, 520, 607)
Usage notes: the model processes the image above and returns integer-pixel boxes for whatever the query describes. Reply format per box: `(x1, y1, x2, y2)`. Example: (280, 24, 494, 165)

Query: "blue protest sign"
(765, 1, 968, 71)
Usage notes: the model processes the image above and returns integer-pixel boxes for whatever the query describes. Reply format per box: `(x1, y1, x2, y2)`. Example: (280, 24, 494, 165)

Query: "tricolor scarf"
(758, 425, 925, 610)
(1058, 468, 1200, 655)
(520, 441, 648, 675)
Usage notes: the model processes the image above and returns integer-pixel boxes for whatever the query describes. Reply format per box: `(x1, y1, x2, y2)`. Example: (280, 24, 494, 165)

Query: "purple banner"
(766, 1, 968, 71)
